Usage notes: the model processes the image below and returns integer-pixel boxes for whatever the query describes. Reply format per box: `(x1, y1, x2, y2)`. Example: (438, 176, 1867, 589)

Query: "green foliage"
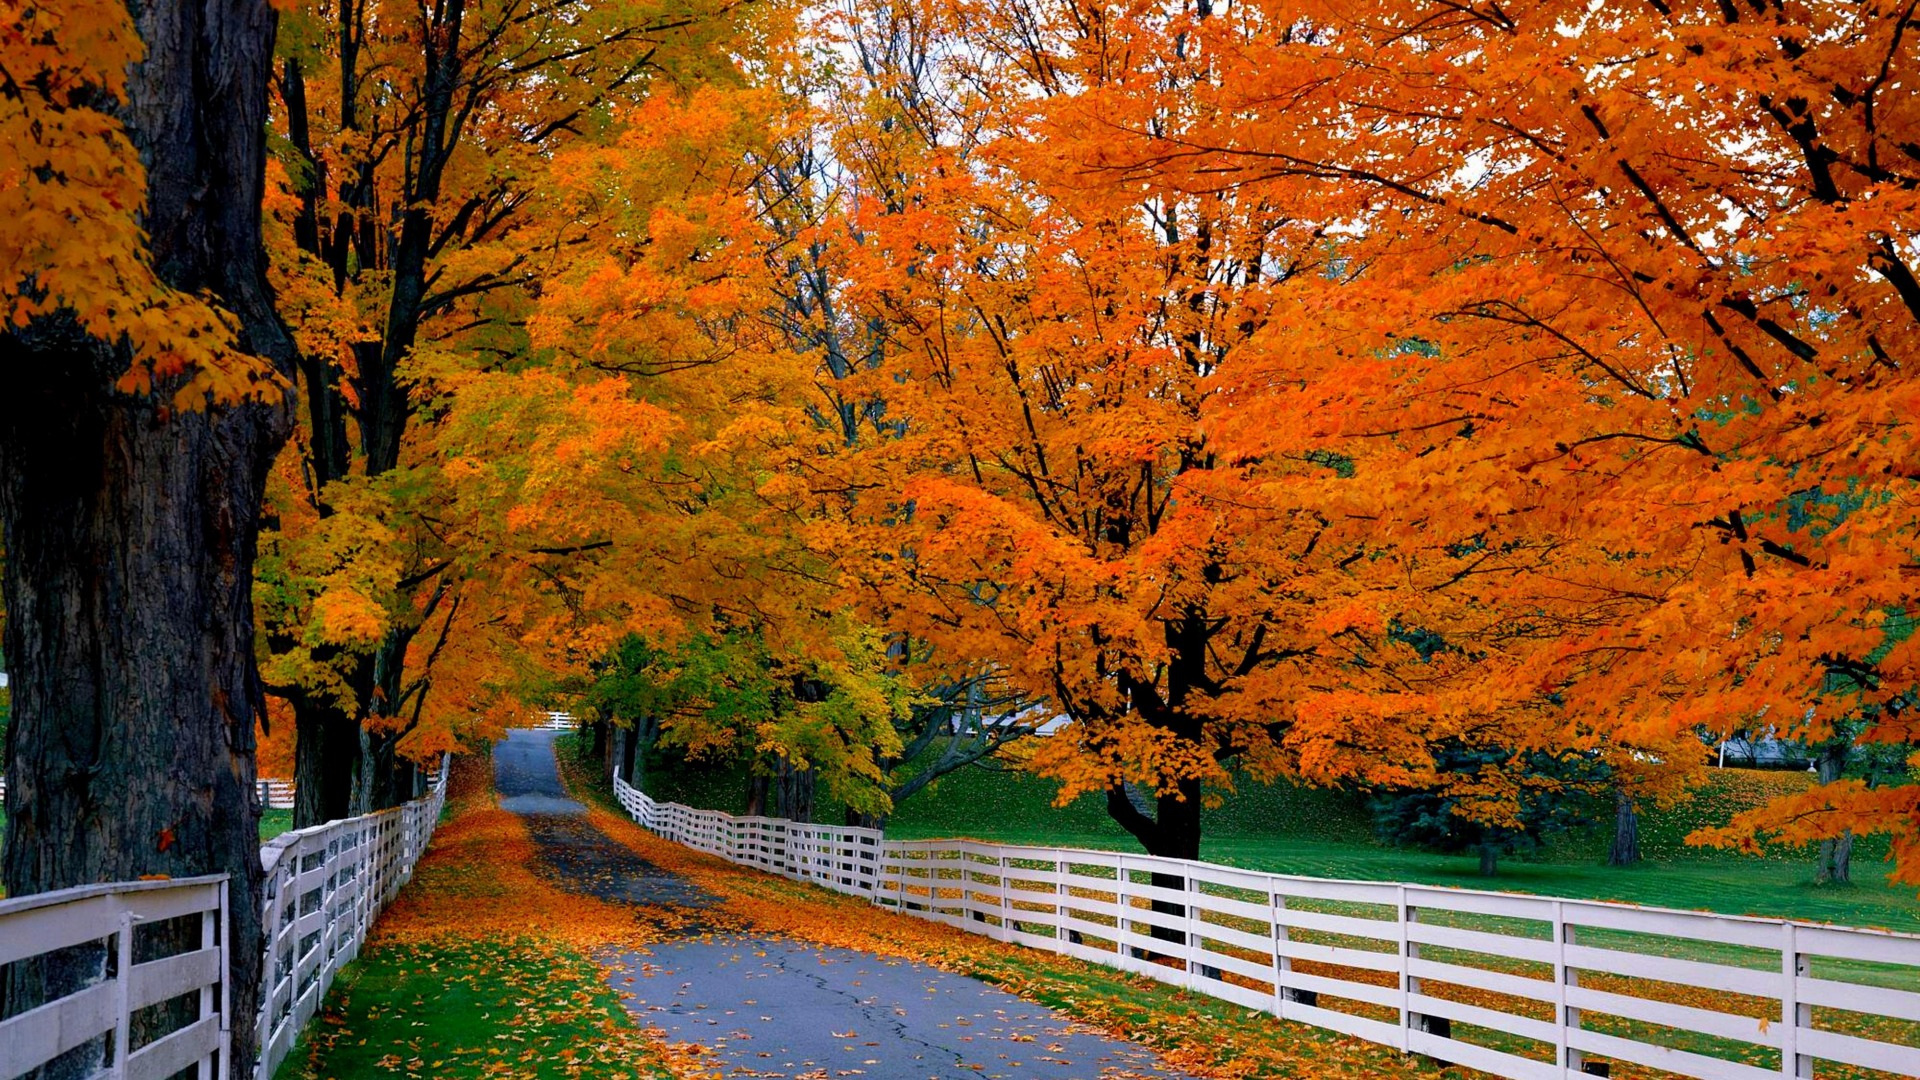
(1369, 742, 1604, 873)
(583, 626, 912, 818)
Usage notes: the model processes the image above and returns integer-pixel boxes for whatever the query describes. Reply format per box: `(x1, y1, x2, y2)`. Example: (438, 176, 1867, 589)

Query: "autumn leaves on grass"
(286, 762, 669, 1079)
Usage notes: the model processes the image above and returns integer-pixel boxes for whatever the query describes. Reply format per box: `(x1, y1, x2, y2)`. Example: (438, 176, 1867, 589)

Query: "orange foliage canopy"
(0, 0, 282, 405)
(252, 0, 788, 795)
(242, 0, 1920, 876)
(748, 1, 1708, 859)
(1026, 0, 1919, 871)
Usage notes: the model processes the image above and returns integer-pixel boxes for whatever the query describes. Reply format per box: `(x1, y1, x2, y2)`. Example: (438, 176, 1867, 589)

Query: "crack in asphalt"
(769, 945, 980, 1069)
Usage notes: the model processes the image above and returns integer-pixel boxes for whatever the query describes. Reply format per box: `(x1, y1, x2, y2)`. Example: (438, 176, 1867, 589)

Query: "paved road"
(495, 729, 1190, 1080)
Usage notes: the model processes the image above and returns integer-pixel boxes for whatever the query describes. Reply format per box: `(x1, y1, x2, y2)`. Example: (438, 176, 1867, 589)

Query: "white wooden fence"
(0, 876, 231, 1080)
(613, 774, 1920, 1080)
(0, 757, 449, 1080)
(254, 779, 295, 810)
(255, 758, 450, 1079)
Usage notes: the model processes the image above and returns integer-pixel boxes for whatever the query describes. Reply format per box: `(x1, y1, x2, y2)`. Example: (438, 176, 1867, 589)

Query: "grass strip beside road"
(281, 937, 665, 1080)
(277, 753, 673, 1080)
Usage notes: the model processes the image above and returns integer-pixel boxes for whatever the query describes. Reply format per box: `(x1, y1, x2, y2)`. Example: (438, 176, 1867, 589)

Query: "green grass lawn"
(644, 748, 1919, 932)
(279, 936, 669, 1080)
(261, 807, 295, 841)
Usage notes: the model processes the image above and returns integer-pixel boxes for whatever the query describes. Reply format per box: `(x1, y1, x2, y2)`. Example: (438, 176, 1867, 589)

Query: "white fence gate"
(613, 774, 1920, 1080)
(0, 757, 449, 1080)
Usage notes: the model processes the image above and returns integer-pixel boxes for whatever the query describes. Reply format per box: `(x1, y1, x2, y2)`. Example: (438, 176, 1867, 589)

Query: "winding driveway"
(494, 728, 1191, 1080)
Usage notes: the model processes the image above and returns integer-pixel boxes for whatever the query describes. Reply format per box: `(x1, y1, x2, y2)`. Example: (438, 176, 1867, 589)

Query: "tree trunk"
(363, 730, 416, 812)
(619, 722, 640, 783)
(1479, 845, 1501, 876)
(745, 772, 770, 817)
(0, 0, 291, 1070)
(1104, 779, 1202, 964)
(1814, 743, 1853, 885)
(1609, 786, 1641, 867)
(775, 755, 816, 823)
(292, 696, 360, 827)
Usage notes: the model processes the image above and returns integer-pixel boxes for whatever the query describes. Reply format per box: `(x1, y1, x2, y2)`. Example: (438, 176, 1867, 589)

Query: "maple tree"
(255, 0, 775, 823)
(851, 0, 1917, 878)
(1, 0, 295, 1059)
(761, 0, 1610, 864)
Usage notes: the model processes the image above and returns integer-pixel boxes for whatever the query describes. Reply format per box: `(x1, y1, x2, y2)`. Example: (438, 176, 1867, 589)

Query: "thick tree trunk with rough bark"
(775, 756, 816, 823)
(0, 0, 292, 1068)
(1815, 743, 1854, 884)
(1609, 786, 1641, 867)
(293, 696, 361, 827)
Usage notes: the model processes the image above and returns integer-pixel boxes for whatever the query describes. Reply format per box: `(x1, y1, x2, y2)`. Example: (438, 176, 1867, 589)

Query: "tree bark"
(1814, 742, 1854, 884)
(1104, 780, 1202, 962)
(587, 718, 607, 763)
(1609, 786, 1641, 867)
(618, 723, 639, 782)
(1479, 845, 1501, 876)
(0, 1, 292, 1073)
(745, 772, 770, 817)
(775, 755, 816, 823)
(292, 696, 361, 827)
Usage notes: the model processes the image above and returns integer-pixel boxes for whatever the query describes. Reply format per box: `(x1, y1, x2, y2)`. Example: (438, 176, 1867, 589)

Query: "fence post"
(1397, 885, 1414, 1055)
(1182, 871, 1199, 991)
(1272, 891, 1290, 1019)
(1055, 855, 1068, 947)
(217, 876, 232, 1080)
(1782, 921, 1810, 1078)
(1006, 845, 1021, 937)
(113, 909, 133, 1080)
(1556, 900, 1581, 1075)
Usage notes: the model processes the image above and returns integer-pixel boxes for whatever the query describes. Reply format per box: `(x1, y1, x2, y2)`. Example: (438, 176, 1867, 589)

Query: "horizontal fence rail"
(0, 757, 449, 1080)
(613, 774, 1920, 1080)
(255, 779, 296, 810)
(255, 759, 450, 1080)
(0, 876, 231, 1080)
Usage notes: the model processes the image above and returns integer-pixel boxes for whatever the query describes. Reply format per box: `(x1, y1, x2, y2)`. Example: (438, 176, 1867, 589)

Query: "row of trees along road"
(0, 0, 781, 1063)
(5, 0, 1920, 1059)
(561, 0, 1910, 896)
